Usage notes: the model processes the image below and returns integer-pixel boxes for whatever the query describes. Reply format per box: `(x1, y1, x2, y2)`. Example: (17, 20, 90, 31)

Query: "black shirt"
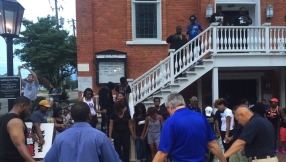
(110, 112, 131, 133)
(134, 114, 146, 134)
(166, 34, 188, 51)
(210, 13, 227, 26)
(115, 84, 131, 99)
(232, 119, 243, 141)
(239, 114, 276, 158)
(0, 113, 27, 162)
(232, 14, 252, 26)
(98, 87, 114, 114)
(186, 105, 201, 113)
(157, 106, 167, 116)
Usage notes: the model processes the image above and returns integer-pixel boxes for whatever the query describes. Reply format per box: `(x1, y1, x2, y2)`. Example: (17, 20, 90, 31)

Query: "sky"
(0, 0, 76, 78)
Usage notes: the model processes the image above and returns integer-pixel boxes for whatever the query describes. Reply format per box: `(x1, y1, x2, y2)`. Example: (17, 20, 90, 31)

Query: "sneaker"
(282, 148, 286, 154)
(276, 148, 279, 153)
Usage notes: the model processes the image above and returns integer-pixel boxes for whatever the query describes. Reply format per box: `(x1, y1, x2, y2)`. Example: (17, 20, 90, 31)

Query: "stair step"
(186, 71, 197, 75)
(161, 89, 172, 92)
(195, 64, 205, 68)
(203, 58, 213, 62)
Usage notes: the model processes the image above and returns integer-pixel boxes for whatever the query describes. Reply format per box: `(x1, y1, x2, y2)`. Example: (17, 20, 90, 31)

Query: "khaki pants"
(229, 149, 248, 162)
(250, 156, 278, 162)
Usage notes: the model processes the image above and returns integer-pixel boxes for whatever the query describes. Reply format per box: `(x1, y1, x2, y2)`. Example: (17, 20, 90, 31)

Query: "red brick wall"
(76, 0, 286, 96)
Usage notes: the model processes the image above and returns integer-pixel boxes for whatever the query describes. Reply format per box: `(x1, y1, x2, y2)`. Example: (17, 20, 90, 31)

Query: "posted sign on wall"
(95, 50, 127, 85)
(98, 62, 125, 83)
(0, 77, 21, 98)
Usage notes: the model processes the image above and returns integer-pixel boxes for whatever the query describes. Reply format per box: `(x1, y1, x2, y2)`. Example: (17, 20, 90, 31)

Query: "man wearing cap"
(224, 105, 278, 162)
(204, 106, 216, 162)
(266, 98, 286, 152)
(186, 96, 201, 113)
(31, 100, 51, 146)
(186, 15, 204, 64)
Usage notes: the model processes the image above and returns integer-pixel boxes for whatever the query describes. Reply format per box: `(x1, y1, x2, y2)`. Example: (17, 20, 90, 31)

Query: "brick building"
(76, 0, 286, 110)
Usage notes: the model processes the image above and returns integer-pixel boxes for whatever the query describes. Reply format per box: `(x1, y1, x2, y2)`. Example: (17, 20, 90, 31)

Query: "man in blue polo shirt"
(153, 93, 226, 162)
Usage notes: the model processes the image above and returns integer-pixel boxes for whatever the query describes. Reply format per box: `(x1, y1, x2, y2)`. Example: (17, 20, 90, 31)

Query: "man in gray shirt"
(31, 100, 50, 146)
(18, 64, 39, 112)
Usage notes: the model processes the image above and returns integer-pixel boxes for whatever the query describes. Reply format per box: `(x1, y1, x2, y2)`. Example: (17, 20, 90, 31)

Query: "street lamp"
(0, 0, 24, 111)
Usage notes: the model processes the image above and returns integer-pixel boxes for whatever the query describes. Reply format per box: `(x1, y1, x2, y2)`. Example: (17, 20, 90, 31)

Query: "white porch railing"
(131, 23, 286, 106)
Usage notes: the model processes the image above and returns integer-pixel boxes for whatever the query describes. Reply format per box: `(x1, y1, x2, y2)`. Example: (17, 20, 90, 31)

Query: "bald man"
(224, 105, 278, 162)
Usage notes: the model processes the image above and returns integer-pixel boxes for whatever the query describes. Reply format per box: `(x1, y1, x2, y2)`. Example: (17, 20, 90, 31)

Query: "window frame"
(131, 0, 162, 42)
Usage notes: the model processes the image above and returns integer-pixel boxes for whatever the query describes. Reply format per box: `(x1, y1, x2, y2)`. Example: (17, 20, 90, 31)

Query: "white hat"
(205, 106, 213, 117)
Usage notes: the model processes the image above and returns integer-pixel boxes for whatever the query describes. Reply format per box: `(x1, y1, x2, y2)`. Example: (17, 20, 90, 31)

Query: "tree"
(14, 16, 77, 87)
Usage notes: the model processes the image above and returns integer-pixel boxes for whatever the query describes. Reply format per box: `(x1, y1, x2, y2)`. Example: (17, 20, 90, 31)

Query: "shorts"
(147, 132, 160, 144)
(280, 127, 286, 141)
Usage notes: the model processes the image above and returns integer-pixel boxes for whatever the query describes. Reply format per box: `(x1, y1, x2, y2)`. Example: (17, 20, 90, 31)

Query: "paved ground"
(0, 91, 78, 114)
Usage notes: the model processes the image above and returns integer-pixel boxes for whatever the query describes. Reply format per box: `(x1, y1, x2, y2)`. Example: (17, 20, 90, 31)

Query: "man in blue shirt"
(153, 93, 226, 162)
(43, 101, 121, 162)
(186, 15, 204, 64)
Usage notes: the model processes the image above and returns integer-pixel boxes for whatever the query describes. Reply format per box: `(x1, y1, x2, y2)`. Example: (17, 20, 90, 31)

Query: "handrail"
(133, 26, 213, 84)
(131, 25, 286, 105)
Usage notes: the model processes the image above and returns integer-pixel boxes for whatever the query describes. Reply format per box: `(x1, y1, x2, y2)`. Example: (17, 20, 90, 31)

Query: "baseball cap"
(190, 15, 196, 20)
(205, 107, 213, 117)
(39, 100, 51, 108)
(270, 98, 278, 103)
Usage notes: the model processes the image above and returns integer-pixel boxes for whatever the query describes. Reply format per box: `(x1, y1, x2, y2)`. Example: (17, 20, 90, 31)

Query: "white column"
(280, 70, 286, 108)
(212, 67, 219, 106)
(197, 78, 202, 112)
(257, 78, 262, 102)
(169, 49, 175, 84)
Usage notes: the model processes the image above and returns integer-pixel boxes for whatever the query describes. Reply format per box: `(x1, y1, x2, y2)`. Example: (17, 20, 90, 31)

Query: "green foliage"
(68, 98, 78, 103)
(64, 77, 78, 90)
(14, 16, 77, 87)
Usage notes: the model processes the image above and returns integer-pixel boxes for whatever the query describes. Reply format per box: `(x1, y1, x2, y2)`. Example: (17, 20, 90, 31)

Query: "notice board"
(0, 76, 21, 98)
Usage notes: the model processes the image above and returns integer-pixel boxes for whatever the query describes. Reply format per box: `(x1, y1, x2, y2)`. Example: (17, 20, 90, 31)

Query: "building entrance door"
(219, 79, 257, 109)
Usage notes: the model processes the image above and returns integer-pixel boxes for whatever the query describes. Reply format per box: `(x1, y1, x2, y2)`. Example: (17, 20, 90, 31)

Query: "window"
(132, 0, 161, 40)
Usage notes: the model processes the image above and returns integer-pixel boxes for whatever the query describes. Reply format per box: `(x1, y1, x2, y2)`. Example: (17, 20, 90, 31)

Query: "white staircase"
(128, 23, 286, 110)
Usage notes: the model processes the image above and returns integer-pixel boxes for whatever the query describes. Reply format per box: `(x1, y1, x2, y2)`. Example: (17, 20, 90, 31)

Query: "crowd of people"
(0, 76, 284, 162)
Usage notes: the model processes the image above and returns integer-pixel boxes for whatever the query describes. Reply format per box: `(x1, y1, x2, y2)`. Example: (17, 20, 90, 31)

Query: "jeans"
(221, 131, 234, 162)
(135, 132, 147, 161)
(101, 114, 109, 135)
(113, 131, 130, 162)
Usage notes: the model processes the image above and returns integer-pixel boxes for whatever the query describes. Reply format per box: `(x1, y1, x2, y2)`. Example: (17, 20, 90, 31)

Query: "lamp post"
(0, 0, 24, 111)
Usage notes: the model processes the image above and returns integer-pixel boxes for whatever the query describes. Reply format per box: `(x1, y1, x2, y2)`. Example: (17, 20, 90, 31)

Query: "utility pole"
(55, 0, 59, 23)
(68, 19, 76, 36)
